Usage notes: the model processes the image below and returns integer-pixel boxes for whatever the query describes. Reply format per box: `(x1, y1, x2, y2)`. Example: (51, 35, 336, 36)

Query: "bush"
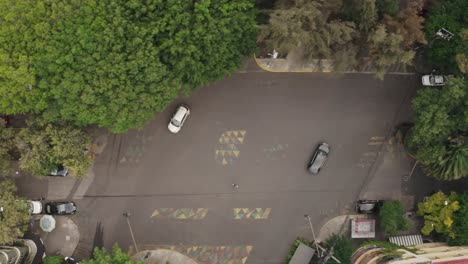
(379, 201, 410, 235)
(376, 0, 399, 17)
(325, 234, 353, 264)
(43, 256, 64, 264)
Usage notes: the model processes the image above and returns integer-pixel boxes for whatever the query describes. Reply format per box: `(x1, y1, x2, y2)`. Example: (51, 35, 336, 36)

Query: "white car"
(30, 201, 43, 214)
(421, 75, 447, 86)
(168, 105, 190, 133)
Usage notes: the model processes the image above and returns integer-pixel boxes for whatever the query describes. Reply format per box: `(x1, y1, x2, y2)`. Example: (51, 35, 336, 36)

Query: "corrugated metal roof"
(289, 243, 315, 264)
(389, 235, 424, 246)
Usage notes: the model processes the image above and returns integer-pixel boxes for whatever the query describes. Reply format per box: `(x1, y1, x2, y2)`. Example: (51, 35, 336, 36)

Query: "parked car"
(421, 75, 449, 86)
(356, 200, 383, 214)
(308, 142, 330, 174)
(45, 201, 77, 215)
(30, 201, 43, 215)
(168, 105, 190, 133)
(47, 165, 69, 177)
(64, 256, 79, 264)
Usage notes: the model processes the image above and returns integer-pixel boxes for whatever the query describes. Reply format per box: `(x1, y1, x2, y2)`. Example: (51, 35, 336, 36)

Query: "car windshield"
(171, 119, 181, 127)
(431, 76, 443, 84)
(57, 204, 67, 213)
(312, 152, 326, 169)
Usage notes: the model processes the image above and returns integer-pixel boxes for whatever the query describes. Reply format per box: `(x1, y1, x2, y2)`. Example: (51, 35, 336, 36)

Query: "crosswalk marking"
(151, 208, 208, 220)
(233, 208, 271, 220)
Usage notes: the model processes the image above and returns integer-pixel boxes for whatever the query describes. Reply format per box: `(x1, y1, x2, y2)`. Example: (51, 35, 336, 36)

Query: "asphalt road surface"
(76, 71, 418, 263)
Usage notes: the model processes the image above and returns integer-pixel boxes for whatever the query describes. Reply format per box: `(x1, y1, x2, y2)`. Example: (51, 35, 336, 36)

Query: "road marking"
(151, 208, 208, 220)
(215, 130, 247, 166)
(129, 245, 253, 264)
(368, 141, 383, 145)
(233, 208, 271, 219)
(119, 134, 153, 165)
(262, 144, 289, 161)
(370, 136, 385, 140)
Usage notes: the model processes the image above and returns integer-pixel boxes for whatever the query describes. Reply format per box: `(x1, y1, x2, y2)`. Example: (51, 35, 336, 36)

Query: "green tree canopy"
(455, 29, 468, 74)
(448, 191, 468, 246)
(0, 179, 31, 245)
(15, 117, 92, 177)
(82, 245, 143, 264)
(407, 77, 468, 180)
(417, 191, 460, 238)
(325, 234, 353, 264)
(376, 0, 399, 17)
(367, 24, 415, 79)
(258, 0, 358, 69)
(424, 0, 468, 73)
(0, 123, 16, 176)
(383, 0, 426, 49)
(0, 0, 257, 133)
(379, 200, 410, 235)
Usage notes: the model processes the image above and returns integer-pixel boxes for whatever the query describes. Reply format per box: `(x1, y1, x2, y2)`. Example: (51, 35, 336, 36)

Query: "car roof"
(173, 106, 188, 121)
(30, 201, 43, 214)
(311, 151, 327, 169)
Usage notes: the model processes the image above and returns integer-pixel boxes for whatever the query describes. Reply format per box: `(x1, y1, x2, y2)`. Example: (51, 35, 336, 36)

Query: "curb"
(253, 55, 332, 73)
(253, 54, 417, 75)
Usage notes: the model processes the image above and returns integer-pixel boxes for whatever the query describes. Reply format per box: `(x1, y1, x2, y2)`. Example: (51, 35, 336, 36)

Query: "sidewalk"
(131, 249, 197, 264)
(254, 49, 416, 74)
(31, 216, 79, 257)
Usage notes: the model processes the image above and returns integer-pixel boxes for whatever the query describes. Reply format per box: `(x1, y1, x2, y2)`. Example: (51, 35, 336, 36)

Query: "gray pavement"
(76, 71, 418, 263)
(15, 64, 425, 263)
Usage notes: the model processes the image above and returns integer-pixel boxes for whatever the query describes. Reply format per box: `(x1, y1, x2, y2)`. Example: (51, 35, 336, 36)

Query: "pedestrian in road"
(232, 183, 239, 189)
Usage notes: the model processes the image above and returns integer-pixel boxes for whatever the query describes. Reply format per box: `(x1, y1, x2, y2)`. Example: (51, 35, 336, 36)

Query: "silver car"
(308, 142, 330, 174)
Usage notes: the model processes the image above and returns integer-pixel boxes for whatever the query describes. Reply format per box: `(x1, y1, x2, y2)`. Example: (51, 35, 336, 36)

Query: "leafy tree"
(379, 200, 410, 235)
(355, 0, 378, 32)
(406, 78, 468, 180)
(448, 191, 468, 246)
(43, 256, 64, 264)
(0, 123, 16, 176)
(448, 192, 468, 246)
(376, 0, 399, 17)
(417, 191, 460, 238)
(424, 0, 468, 73)
(258, 0, 358, 69)
(15, 117, 92, 177)
(428, 141, 468, 181)
(455, 29, 468, 74)
(0, 0, 257, 133)
(367, 24, 415, 79)
(82, 244, 143, 264)
(0, 179, 31, 245)
(325, 234, 353, 264)
(383, 0, 427, 49)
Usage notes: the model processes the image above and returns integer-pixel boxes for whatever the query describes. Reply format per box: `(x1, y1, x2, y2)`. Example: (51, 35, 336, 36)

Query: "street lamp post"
(304, 215, 322, 257)
(123, 212, 139, 253)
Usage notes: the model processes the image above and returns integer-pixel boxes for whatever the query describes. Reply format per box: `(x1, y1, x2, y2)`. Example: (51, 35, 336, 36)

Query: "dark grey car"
(45, 201, 77, 215)
(308, 142, 330, 174)
(48, 165, 69, 177)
